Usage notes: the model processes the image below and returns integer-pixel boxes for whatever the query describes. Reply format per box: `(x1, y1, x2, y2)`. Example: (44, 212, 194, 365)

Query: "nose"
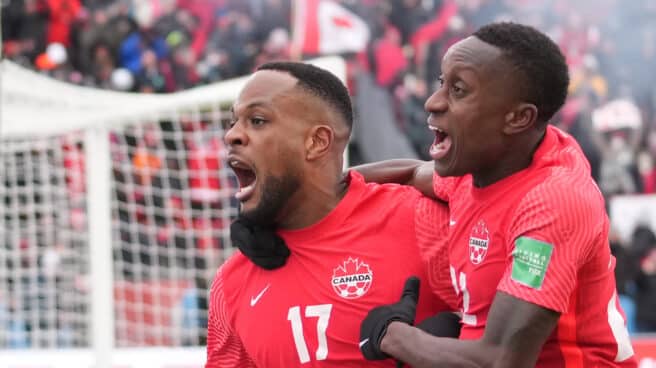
(424, 85, 447, 115)
(224, 121, 248, 147)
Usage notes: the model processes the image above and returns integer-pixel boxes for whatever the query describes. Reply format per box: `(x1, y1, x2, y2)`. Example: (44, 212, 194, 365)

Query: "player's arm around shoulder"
(381, 291, 559, 367)
(352, 159, 436, 198)
(375, 181, 594, 367)
(205, 264, 257, 368)
(412, 193, 458, 311)
(379, 201, 562, 368)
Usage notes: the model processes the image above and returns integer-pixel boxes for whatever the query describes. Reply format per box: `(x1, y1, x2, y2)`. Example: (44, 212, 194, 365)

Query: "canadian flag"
(292, 0, 370, 55)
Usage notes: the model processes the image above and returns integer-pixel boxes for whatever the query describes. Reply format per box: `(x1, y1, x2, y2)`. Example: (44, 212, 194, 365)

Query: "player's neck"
(472, 130, 545, 188)
(275, 172, 348, 230)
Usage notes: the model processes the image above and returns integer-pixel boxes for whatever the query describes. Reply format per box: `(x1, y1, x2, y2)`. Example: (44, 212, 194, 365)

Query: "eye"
(450, 82, 466, 97)
(251, 117, 267, 126)
(437, 76, 445, 88)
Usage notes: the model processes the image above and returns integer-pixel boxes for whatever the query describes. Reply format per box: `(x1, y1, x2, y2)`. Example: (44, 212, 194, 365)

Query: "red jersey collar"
(469, 125, 559, 199)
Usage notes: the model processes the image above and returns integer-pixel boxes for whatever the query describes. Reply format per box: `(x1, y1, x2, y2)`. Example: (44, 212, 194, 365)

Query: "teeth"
(428, 126, 445, 133)
(230, 160, 249, 169)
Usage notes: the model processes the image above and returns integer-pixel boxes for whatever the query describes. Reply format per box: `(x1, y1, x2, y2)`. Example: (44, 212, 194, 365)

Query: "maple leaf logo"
(331, 15, 353, 28)
(333, 257, 370, 276)
(471, 220, 490, 243)
(469, 220, 490, 265)
(331, 258, 373, 299)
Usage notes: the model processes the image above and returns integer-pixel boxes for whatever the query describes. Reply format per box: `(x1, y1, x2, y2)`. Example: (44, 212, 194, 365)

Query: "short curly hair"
(473, 22, 569, 124)
(257, 61, 353, 130)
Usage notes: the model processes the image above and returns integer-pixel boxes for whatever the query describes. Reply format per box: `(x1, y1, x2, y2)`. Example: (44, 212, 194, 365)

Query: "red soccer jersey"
(433, 125, 637, 367)
(206, 171, 455, 367)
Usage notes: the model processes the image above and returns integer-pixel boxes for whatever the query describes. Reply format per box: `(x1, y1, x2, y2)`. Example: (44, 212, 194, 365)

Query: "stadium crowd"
(2, 0, 656, 338)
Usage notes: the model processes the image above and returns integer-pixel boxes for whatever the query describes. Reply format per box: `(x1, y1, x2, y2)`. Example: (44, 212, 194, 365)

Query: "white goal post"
(0, 56, 346, 368)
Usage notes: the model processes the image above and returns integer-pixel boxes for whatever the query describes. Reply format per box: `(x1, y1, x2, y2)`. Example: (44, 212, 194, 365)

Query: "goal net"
(0, 56, 346, 368)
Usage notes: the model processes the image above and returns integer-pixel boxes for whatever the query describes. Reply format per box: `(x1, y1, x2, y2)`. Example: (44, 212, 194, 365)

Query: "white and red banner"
(592, 98, 643, 132)
(292, 0, 370, 55)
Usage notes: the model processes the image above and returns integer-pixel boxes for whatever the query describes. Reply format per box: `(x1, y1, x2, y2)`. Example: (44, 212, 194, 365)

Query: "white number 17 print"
(287, 304, 333, 363)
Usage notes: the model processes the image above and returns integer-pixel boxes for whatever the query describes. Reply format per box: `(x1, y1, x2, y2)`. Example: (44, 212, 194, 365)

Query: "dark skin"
(356, 36, 561, 366)
(358, 36, 543, 189)
(226, 70, 350, 229)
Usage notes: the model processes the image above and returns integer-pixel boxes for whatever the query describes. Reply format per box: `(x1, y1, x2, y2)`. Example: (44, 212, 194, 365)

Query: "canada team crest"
(469, 220, 490, 264)
(331, 257, 373, 299)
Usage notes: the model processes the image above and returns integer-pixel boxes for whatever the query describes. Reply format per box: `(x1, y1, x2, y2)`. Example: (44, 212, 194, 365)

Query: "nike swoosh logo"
(358, 338, 369, 348)
(250, 284, 270, 307)
(449, 219, 457, 226)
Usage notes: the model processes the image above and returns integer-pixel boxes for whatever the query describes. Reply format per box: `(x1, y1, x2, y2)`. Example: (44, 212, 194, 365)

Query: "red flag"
(293, 0, 370, 55)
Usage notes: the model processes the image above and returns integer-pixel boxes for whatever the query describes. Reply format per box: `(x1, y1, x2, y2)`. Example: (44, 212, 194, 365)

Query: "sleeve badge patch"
(511, 237, 553, 289)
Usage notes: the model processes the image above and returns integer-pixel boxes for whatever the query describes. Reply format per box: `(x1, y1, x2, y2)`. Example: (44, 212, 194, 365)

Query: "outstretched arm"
(380, 291, 559, 367)
(352, 160, 435, 198)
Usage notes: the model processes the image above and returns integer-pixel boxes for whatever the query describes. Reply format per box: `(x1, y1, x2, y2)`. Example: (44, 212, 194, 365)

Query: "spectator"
(46, 0, 82, 47)
(132, 142, 161, 187)
(135, 48, 172, 92)
(371, 24, 407, 90)
(187, 129, 225, 204)
(4, 0, 656, 341)
(633, 225, 656, 332)
(638, 130, 656, 193)
(610, 229, 640, 333)
(253, 27, 292, 67)
(3, 0, 49, 63)
(251, 0, 291, 43)
(399, 74, 432, 160)
(598, 130, 639, 195)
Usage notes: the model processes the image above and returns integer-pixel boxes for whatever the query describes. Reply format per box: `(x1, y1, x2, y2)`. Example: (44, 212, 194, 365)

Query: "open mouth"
(428, 125, 452, 160)
(228, 158, 257, 201)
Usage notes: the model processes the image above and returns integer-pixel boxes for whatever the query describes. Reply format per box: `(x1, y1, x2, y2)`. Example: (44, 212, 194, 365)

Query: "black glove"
(230, 218, 290, 270)
(394, 312, 462, 368)
(360, 276, 420, 360)
(416, 311, 461, 338)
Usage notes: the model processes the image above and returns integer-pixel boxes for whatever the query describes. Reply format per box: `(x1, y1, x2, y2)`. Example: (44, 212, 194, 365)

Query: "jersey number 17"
(287, 304, 333, 363)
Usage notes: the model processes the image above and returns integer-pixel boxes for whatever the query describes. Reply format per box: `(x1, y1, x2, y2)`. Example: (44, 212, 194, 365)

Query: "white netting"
(0, 57, 346, 365)
(1, 132, 89, 348)
(109, 111, 235, 347)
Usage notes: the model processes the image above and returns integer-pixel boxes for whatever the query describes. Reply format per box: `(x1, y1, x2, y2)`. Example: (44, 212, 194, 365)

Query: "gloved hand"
(360, 276, 420, 360)
(416, 311, 462, 338)
(394, 312, 462, 368)
(230, 218, 290, 270)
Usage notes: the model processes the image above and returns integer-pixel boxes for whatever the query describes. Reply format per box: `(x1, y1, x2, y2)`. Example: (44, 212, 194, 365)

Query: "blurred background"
(1, 0, 656, 366)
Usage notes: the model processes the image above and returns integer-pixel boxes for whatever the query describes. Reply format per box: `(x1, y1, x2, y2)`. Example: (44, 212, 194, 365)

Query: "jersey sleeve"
(496, 178, 605, 313)
(414, 195, 458, 311)
(205, 267, 257, 368)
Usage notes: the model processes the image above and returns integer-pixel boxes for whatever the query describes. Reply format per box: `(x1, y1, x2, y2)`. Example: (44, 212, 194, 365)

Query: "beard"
(238, 173, 301, 228)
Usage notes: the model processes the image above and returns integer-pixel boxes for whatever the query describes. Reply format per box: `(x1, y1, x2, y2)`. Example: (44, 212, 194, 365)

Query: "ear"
(503, 103, 538, 135)
(305, 125, 334, 161)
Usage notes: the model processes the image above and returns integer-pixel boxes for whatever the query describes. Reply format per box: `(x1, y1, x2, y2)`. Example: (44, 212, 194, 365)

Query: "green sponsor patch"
(511, 237, 553, 289)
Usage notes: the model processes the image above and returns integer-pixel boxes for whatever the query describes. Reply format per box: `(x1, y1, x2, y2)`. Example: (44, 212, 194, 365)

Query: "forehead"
(234, 70, 298, 110)
(442, 36, 506, 76)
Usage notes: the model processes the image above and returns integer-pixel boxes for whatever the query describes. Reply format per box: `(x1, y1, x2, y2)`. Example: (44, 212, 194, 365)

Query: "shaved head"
(257, 61, 353, 133)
